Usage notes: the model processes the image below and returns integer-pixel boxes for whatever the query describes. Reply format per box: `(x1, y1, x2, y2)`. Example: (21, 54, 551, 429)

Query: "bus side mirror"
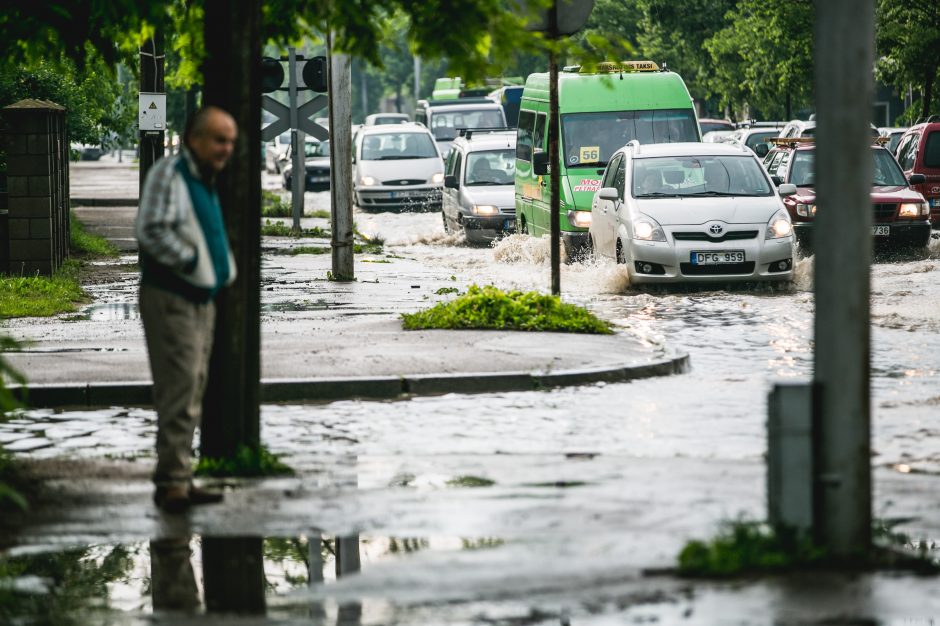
(444, 175, 458, 189)
(909, 173, 926, 185)
(533, 150, 549, 176)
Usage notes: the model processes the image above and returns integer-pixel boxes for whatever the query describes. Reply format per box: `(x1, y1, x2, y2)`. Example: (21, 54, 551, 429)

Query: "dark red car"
(894, 119, 940, 227)
(762, 138, 931, 252)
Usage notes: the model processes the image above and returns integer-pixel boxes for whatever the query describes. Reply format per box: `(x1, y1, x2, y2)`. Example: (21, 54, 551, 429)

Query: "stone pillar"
(2, 99, 69, 276)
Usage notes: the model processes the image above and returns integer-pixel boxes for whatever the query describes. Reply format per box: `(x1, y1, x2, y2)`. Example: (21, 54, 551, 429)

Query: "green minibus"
(514, 61, 699, 259)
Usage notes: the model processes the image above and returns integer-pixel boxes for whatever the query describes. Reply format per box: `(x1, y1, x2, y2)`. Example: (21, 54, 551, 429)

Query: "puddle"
(0, 534, 508, 623)
(73, 302, 141, 322)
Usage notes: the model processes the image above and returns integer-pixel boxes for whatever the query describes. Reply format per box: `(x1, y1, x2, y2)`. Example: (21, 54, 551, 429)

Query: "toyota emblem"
(709, 223, 723, 236)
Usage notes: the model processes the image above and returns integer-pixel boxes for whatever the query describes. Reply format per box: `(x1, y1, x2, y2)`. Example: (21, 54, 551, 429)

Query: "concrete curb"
(70, 198, 138, 207)
(11, 351, 689, 409)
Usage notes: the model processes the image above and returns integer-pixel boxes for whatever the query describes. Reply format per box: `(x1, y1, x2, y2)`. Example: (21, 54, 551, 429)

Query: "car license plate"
(503, 218, 515, 231)
(872, 225, 890, 236)
(308, 176, 329, 183)
(390, 190, 421, 199)
(691, 250, 745, 265)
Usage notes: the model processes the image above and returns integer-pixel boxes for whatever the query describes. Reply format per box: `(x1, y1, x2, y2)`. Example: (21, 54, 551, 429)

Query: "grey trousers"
(140, 284, 216, 488)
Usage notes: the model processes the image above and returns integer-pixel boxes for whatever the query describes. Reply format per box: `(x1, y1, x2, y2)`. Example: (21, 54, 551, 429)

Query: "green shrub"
(401, 284, 613, 334)
(677, 520, 827, 577)
(0, 259, 86, 318)
(261, 190, 292, 217)
(194, 445, 293, 478)
(260, 219, 330, 238)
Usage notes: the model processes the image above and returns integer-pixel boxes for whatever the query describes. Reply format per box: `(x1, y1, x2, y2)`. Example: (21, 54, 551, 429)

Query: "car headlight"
(359, 175, 376, 186)
(633, 217, 666, 241)
(898, 201, 928, 218)
(430, 172, 444, 184)
(567, 210, 592, 228)
(767, 209, 793, 239)
(472, 205, 499, 216)
(796, 203, 816, 217)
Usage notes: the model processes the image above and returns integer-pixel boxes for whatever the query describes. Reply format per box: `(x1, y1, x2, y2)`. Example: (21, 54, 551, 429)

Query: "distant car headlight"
(430, 172, 444, 184)
(633, 217, 666, 242)
(767, 209, 793, 239)
(472, 205, 499, 216)
(359, 175, 377, 186)
(898, 201, 928, 218)
(567, 210, 592, 228)
(796, 203, 816, 217)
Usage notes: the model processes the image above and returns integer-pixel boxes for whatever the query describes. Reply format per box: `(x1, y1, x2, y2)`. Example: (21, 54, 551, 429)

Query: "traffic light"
(302, 56, 328, 93)
(261, 57, 285, 93)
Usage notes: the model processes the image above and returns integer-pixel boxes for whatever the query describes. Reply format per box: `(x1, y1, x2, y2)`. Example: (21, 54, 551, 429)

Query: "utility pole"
(328, 33, 355, 281)
(414, 55, 421, 102)
(200, 0, 263, 460)
(813, 0, 874, 558)
(139, 34, 165, 198)
(548, 4, 561, 296)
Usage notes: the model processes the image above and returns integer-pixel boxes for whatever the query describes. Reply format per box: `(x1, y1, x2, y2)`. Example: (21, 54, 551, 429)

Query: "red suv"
(762, 138, 931, 252)
(894, 120, 940, 227)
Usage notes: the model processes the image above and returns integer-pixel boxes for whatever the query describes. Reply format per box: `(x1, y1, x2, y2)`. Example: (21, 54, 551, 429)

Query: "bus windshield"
(562, 109, 698, 167)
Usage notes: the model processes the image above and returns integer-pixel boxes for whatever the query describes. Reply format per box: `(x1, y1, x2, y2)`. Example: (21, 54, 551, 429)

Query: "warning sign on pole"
(139, 92, 167, 131)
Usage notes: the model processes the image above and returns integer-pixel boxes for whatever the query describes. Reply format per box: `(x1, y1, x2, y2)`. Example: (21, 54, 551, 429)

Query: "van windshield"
(430, 109, 504, 140)
(465, 149, 515, 186)
(562, 109, 698, 167)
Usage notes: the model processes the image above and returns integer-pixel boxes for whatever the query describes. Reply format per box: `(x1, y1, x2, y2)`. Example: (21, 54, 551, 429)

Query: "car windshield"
(429, 109, 504, 140)
(561, 109, 698, 168)
(632, 155, 774, 198)
(464, 149, 515, 186)
(788, 149, 908, 187)
(745, 131, 778, 150)
(360, 133, 438, 160)
(303, 141, 329, 158)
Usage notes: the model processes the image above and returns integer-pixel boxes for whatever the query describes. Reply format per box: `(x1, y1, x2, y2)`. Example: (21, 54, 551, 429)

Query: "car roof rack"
(768, 137, 815, 147)
(458, 127, 516, 139)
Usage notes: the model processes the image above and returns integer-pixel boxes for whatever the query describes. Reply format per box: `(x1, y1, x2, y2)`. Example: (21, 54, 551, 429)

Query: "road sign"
(139, 92, 166, 131)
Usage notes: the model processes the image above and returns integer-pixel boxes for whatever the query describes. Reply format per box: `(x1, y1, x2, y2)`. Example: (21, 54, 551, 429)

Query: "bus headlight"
(567, 210, 592, 228)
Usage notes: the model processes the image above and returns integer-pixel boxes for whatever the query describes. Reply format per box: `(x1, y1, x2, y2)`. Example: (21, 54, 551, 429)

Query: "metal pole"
(328, 33, 355, 281)
(414, 55, 421, 102)
(813, 0, 874, 558)
(288, 47, 304, 232)
(548, 3, 561, 296)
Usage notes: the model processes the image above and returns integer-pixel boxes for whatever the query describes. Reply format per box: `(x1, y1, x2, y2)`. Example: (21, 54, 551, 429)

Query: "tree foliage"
(876, 0, 940, 121)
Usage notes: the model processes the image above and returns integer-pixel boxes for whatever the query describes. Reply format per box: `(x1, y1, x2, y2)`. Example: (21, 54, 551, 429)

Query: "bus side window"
(516, 110, 536, 161)
(533, 113, 548, 153)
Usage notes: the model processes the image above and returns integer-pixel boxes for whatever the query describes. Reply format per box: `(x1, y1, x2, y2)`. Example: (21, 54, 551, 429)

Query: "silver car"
(353, 125, 444, 212)
(589, 142, 797, 284)
(441, 129, 516, 244)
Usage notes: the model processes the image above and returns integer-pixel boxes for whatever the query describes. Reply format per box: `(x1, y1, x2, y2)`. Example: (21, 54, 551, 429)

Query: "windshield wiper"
(575, 160, 607, 168)
(635, 192, 681, 198)
(467, 181, 507, 186)
(377, 155, 424, 160)
(686, 190, 740, 197)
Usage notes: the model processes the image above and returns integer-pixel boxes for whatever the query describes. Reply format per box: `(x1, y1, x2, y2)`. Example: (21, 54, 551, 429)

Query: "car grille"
(873, 203, 897, 221)
(500, 207, 516, 214)
(305, 167, 329, 175)
(680, 262, 756, 276)
(383, 179, 426, 186)
(672, 230, 759, 243)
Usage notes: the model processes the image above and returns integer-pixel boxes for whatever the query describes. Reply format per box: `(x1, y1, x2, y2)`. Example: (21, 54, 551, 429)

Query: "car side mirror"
(909, 173, 926, 185)
(444, 174, 458, 189)
(533, 150, 549, 176)
(771, 175, 783, 186)
(598, 187, 619, 201)
(755, 143, 770, 158)
(778, 183, 797, 196)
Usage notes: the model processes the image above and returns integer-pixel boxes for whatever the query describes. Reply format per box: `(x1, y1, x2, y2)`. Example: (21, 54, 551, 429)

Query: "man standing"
(136, 106, 238, 512)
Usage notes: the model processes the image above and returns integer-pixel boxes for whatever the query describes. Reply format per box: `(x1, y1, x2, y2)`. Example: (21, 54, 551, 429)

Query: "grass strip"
(261, 219, 331, 238)
(70, 212, 119, 258)
(401, 284, 613, 334)
(194, 445, 293, 478)
(0, 259, 86, 318)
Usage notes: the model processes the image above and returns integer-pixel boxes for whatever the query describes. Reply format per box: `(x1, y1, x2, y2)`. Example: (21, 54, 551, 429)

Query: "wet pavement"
(3, 156, 940, 624)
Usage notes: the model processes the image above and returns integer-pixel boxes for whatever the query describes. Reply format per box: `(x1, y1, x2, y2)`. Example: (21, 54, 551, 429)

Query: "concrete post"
(2, 99, 68, 276)
(328, 34, 355, 281)
(813, 0, 874, 557)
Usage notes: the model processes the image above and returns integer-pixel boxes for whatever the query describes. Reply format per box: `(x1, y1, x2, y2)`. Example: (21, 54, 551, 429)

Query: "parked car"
(364, 113, 410, 125)
(441, 128, 516, 244)
(589, 141, 796, 283)
(281, 139, 331, 191)
(703, 130, 735, 143)
(71, 143, 104, 161)
(265, 132, 291, 173)
(698, 118, 735, 135)
(893, 118, 940, 227)
(414, 97, 506, 158)
(762, 137, 931, 252)
(720, 126, 787, 158)
(779, 119, 880, 140)
(353, 124, 444, 211)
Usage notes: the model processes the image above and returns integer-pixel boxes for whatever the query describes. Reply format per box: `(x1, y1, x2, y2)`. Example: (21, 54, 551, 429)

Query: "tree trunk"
(200, 0, 262, 459)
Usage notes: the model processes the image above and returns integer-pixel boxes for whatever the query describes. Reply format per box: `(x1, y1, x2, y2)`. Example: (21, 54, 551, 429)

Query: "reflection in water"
(80, 302, 141, 321)
(149, 537, 199, 613)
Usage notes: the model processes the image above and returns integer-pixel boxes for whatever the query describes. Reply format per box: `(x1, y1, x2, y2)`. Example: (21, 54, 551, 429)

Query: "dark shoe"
(154, 485, 190, 513)
(187, 485, 224, 505)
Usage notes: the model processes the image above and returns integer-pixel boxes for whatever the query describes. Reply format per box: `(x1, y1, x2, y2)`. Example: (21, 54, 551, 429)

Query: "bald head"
(184, 106, 238, 173)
